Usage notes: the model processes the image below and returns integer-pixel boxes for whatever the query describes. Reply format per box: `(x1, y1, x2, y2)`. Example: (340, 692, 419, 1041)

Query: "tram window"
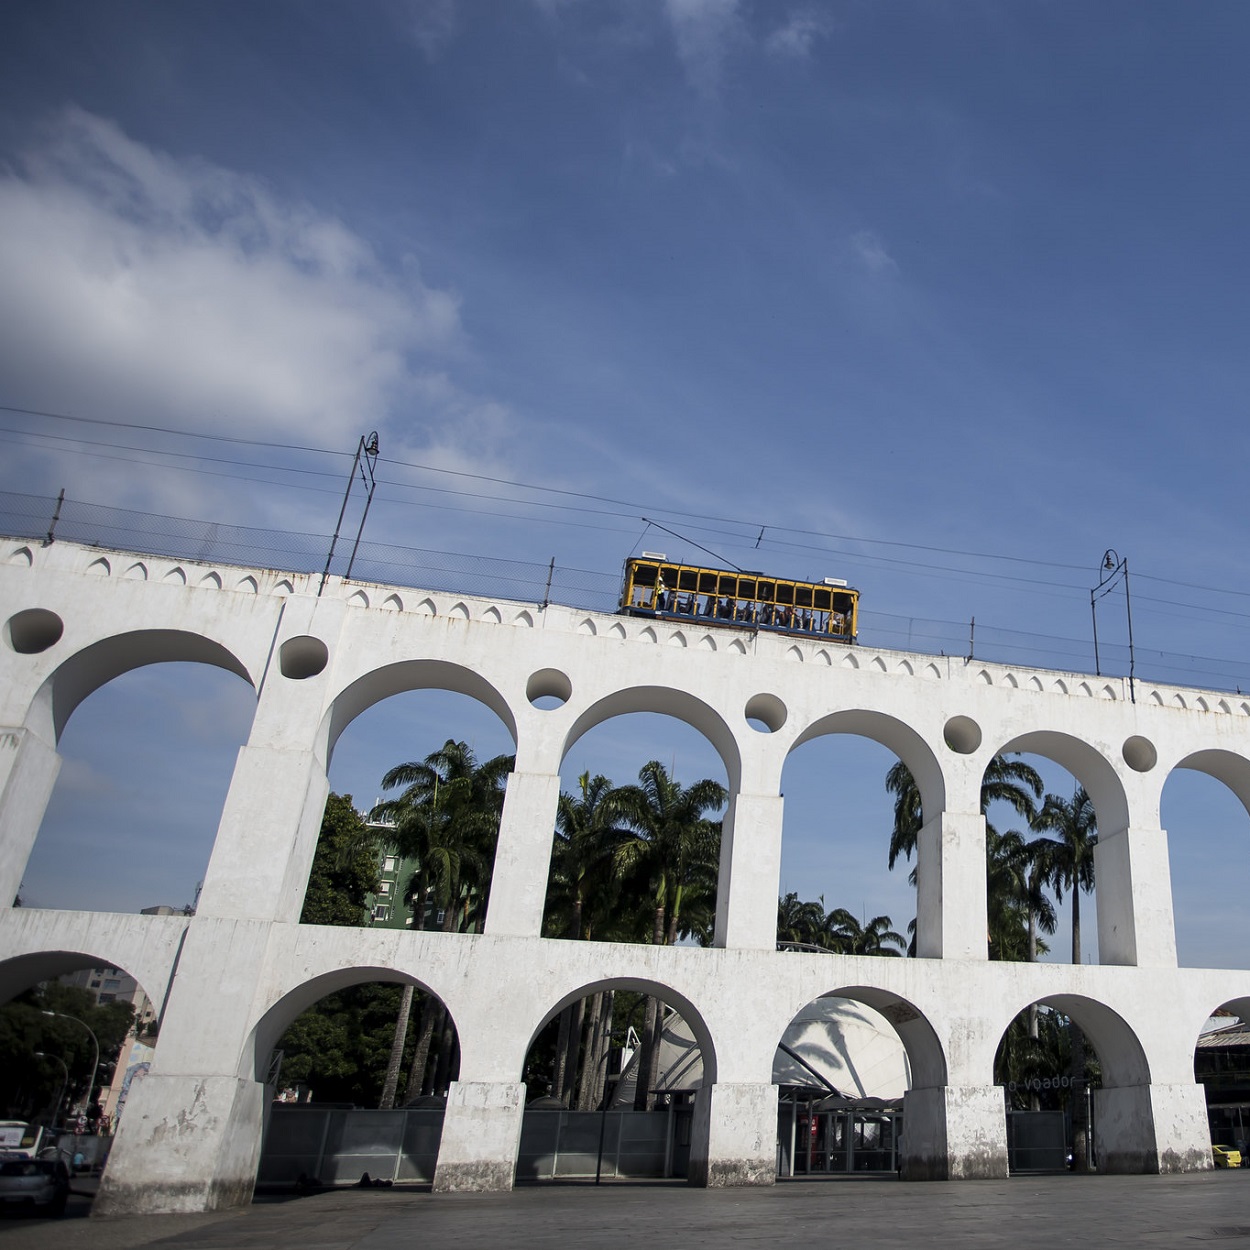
(661, 566, 679, 589)
(814, 589, 832, 611)
(633, 564, 658, 588)
(833, 594, 852, 614)
(718, 575, 737, 596)
(796, 587, 814, 608)
(698, 572, 718, 594)
(678, 569, 698, 591)
(739, 579, 757, 599)
(777, 584, 795, 606)
(758, 582, 775, 601)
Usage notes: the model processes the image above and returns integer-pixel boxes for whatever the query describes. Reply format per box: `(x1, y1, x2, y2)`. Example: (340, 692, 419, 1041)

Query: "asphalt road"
(1, 1172, 1249, 1249)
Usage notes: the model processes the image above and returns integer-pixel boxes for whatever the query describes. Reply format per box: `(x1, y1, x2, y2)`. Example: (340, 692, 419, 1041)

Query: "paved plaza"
(3, 1173, 1250, 1249)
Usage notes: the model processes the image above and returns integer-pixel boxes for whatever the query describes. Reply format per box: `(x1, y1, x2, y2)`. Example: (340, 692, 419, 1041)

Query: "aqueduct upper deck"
(2, 536, 1247, 1211)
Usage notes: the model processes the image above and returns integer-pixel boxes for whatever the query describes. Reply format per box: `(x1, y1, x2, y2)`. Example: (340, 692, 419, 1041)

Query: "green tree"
(300, 793, 382, 926)
(372, 740, 514, 933)
(777, 892, 829, 949)
(0, 982, 135, 1121)
(886, 754, 1043, 871)
(1030, 784, 1099, 1168)
(371, 740, 513, 1108)
(611, 761, 726, 1109)
(886, 754, 1044, 958)
(825, 909, 907, 956)
(546, 772, 628, 942)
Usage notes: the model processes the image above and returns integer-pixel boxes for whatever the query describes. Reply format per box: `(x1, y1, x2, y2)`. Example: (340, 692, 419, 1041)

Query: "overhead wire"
(7, 400, 1250, 633)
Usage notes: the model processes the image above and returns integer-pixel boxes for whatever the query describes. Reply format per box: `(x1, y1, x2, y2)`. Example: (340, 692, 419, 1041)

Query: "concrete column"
(1095, 827, 1177, 967)
(713, 793, 783, 951)
(483, 772, 562, 938)
(432, 1080, 525, 1192)
(195, 743, 328, 923)
(900, 1085, 1009, 1180)
(0, 724, 60, 909)
(94, 916, 274, 1213)
(915, 811, 987, 960)
(93, 1072, 265, 1213)
(1095, 1083, 1212, 1173)
(687, 1082, 777, 1186)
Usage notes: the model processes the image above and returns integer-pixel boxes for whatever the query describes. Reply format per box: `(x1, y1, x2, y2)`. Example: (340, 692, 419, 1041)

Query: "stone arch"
(996, 728, 1128, 836)
(790, 709, 946, 824)
(34, 628, 256, 741)
(804, 984, 947, 1090)
(561, 686, 742, 794)
(0, 946, 170, 1014)
(992, 990, 1151, 1089)
(522, 975, 718, 1088)
(322, 659, 518, 770)
(244, 965, 459, 1084)
(1169, 749, 1250, 824)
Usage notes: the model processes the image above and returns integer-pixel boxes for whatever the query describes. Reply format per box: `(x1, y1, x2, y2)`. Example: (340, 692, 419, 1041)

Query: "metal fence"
(258, 1106, 445, 1187)
(5, 489, 1247, 692)
(516, 1108, 691, 1181)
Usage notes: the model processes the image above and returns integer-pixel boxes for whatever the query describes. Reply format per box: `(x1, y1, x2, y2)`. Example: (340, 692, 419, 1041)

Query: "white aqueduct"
(2, 535, 1248, 1213)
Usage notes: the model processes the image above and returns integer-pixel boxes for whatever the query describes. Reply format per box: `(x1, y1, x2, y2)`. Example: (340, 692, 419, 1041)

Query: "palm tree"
(886, 754, 1043, 958)
(612, 761, 726, 1109)
(612, 761, 727, 950)
(825, 909, 907, 956)
(372, 739, 514, 933)
(1030, 784, 1098, 1167)
(547, 772, 628, 942)
(777, 892, 828, 949)
(985, 825, 1057, 962)
(370, 740, 514, 1108)
(886, 754, 1043, 872)
(1030, 785, 1097, 965)
(544, 772, 629, 1105)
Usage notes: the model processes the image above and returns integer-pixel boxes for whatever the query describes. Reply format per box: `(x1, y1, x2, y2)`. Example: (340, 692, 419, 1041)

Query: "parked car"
(1212, 1145, 1242, 1168)
(0, 1154, 70, 1217)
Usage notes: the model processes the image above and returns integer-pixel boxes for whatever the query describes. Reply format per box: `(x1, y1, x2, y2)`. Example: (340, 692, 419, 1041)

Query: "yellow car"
(1212, 1145, 1242, 1168)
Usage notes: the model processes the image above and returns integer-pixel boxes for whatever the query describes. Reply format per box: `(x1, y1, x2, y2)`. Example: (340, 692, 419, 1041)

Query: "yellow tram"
(620, 554, 859, 643)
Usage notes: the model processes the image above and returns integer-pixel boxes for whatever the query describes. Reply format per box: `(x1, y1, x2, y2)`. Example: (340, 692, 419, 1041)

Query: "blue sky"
(4, 2, 1250, 975)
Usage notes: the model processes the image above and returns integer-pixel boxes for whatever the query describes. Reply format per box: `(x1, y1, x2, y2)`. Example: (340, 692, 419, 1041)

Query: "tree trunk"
(633, 995, 659, 1111)
(379, 983, 414, 1109)
(553, 1006, 573, 1100)
(433, 1010, 456, 1094)
(576, 993, 604, 1110)
(1071, 885, 1081, 966)
(404, 994, 429, 1098)
(414, 1002, 444, 1097)
(560, 999, 585, 1104)
(593, 991, 615, 1110)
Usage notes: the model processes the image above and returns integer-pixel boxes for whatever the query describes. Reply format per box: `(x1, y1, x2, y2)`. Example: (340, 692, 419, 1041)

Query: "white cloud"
(0, 108, 483, 515)
(662, 0, 744, 95)
(765, 10, 834, 59)
(850, 229, 899, 275)
(395, 0, 460, 58)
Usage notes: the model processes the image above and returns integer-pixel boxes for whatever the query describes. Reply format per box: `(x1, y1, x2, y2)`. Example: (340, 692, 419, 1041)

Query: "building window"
(378, 881, 392, 896)
(383, 856, 396, 872)
(373, 905, 390, 922)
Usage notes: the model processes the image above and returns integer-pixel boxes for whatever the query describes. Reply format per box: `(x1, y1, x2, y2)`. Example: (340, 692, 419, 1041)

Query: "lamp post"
(41, 1011, 100, 1119)
(33, 1051, 69, 1125)
(1091, 548, 1136, 704)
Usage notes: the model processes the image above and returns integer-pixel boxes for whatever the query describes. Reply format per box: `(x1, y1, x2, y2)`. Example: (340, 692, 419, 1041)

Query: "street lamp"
(33, 1051, 69, 1124)
(1090, 548, 1136, 704)
(41, 1011, 100, 1119)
